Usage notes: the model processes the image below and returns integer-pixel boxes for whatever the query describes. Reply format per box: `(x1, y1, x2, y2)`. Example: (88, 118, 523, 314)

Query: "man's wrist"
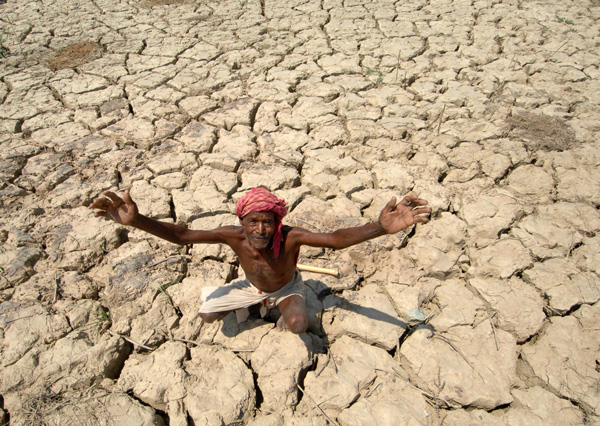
(131, 214, 145, 228)
(374, 221, 387, 236)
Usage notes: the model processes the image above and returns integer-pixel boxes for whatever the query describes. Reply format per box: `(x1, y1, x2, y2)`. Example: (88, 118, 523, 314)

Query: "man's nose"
(257, 223, 265, 233)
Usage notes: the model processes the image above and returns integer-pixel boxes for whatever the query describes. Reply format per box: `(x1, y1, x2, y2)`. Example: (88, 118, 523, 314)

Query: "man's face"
(242, 211, 276, 250)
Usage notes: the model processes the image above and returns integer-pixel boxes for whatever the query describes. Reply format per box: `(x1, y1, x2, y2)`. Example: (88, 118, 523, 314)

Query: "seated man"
(89, 187, 431, 334)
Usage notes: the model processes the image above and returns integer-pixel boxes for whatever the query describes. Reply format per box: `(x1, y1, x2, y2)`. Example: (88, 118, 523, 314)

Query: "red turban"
(235, 188, 288, 260)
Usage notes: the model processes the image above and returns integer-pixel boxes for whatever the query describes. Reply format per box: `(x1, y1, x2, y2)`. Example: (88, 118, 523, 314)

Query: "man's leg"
(276, 295, 308, 334)
(198, 279, 260, 323)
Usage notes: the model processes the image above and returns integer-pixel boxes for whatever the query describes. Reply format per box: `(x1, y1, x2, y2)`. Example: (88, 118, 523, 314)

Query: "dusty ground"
(1, 0, 600, 425)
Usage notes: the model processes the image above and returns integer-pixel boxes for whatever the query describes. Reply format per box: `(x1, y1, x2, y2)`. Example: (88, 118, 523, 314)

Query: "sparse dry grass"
(18, 388, 117, 426)
(505, 111, 577, 152)
(0, 33, 10, 58)
(47, 41, 101, 71)
(20, 390, 63, 426)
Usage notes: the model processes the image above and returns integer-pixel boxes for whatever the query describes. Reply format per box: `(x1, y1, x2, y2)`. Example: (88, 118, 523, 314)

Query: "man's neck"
(256, 244, 274, 259)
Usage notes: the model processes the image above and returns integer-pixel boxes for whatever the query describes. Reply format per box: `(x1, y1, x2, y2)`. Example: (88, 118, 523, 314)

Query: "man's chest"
(240, 253, 295, 291)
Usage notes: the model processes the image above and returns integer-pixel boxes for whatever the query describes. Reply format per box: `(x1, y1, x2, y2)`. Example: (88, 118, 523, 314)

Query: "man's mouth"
(252, 235, 270, 245)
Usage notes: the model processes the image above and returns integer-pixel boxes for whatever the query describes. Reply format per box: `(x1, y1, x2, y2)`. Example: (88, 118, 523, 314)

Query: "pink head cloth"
(235, 187, 288, 260)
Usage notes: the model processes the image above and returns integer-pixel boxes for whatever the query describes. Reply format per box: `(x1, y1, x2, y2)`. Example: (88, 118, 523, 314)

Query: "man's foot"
(199, 311, 231, 323)
(276, 315, 290, 331)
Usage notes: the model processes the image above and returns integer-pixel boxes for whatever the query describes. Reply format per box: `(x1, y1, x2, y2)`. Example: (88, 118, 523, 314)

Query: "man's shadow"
(321, 293, 408, 329)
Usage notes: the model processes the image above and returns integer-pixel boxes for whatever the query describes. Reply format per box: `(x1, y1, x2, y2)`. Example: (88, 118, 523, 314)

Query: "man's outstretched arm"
(88, 190, 229, 245)
(289, 195, 431, 250)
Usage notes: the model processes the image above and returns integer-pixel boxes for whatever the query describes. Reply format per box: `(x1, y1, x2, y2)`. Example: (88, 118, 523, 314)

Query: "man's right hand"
(89, 190, 139, 226)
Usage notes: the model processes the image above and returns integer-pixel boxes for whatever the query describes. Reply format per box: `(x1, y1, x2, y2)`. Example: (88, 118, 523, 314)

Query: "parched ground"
(1, 0, 599, 425)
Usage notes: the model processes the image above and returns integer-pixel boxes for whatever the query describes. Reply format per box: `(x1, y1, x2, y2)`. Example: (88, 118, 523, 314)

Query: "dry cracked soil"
(1, 0, 600, 425)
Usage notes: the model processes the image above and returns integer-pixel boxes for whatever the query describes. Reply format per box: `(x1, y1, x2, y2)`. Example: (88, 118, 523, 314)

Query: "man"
(89, 187, 431, 334)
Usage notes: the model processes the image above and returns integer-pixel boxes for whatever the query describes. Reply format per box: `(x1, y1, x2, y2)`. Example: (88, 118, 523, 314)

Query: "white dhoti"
(198, 271, 305, 321)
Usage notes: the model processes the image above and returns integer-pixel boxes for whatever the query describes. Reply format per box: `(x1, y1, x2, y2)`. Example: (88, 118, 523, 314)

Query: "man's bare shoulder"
(285, 226, 320, 246)
(182, 225, 243, 245)
(213, 225, 244, 239)
(285, 225, 347, 249)
(285, 226, 308, 237)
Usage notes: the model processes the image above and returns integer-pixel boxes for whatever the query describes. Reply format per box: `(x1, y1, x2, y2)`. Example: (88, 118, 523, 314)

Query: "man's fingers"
(102, 191, 123, 205)
(413, 206, 432, 214)
(385, 197, 397, 210)
(94, 211, 107, 218)
(123, 190, 134, 205)
(413, 216, 429, 224)
(402, 195, 428, 207)
(89, 198, 108, 210)
(401, 195, 418, 207)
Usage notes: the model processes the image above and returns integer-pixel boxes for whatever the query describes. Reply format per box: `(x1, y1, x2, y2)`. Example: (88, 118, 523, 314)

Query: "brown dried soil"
(47, 41, 101, 71)
(505, 111, 577, 152)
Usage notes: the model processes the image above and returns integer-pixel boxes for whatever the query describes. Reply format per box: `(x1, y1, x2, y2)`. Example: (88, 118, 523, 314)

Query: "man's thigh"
(199, 279, 257, 314)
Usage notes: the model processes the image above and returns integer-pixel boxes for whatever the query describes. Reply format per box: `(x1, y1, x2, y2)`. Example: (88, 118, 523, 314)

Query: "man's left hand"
(378, 195, 431, 234)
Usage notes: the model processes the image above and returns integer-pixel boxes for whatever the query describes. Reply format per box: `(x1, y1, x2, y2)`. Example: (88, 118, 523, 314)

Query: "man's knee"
(286, 314, 308, 334)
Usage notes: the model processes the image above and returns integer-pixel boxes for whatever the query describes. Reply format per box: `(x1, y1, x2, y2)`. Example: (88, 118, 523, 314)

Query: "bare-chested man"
(89, 187, 431, 334)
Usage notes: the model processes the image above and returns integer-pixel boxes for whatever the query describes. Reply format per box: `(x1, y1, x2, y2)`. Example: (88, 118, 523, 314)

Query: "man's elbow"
(174, 235, 191, 246)
(164, 233, 185, 246)
(328, 241, 349, 251)
(173, 229, 196, 246)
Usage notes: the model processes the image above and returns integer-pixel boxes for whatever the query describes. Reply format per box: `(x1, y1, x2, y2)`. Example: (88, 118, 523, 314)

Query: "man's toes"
(276, 316, 289, 330)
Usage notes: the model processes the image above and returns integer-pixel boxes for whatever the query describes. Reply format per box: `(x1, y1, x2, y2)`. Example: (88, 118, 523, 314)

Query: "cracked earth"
(1, 0, 600, 424)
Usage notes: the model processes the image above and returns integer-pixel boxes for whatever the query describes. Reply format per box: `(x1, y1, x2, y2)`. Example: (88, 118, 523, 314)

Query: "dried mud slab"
(400, 325, 518, 410)
(520, 303, 600, 417)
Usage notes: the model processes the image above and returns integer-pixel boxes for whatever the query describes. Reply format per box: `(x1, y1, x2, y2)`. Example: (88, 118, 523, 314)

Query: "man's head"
(241, 210, 276, 249)
(236, 188, 288, 258)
